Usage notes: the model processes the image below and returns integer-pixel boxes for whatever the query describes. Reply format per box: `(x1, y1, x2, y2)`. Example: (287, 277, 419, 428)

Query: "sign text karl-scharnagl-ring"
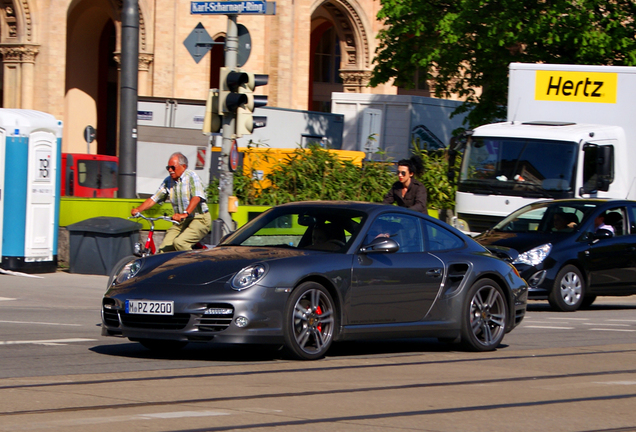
(191, 1, 275, 15)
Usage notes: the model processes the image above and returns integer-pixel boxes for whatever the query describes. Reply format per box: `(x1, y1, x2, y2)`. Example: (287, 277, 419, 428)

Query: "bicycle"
(129, 213, 209, 257)
(107, 213, 208, 287)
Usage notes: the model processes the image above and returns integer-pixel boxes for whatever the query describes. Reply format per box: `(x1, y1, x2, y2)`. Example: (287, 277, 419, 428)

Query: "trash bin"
(66, 217, 141, 275)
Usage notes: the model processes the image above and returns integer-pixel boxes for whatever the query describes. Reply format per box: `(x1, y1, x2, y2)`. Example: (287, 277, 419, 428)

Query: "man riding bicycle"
(131, 152, 211, 252)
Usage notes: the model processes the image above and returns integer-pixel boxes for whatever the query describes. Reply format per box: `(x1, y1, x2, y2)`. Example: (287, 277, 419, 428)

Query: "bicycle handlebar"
(130, 213, 180, 225)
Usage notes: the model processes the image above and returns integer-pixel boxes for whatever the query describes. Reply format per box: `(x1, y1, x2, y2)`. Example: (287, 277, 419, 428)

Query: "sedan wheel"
(461, 279, 507, 352)
(549, 265, 584, 312)
(283, 282, 336, 360)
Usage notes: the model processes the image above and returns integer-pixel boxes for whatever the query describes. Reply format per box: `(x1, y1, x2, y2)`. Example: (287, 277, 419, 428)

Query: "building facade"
(0, 0, 420, 154)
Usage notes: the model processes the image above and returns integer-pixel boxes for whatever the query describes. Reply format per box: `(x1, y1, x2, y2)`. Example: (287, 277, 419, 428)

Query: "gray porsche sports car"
(102, 201, 528, 359)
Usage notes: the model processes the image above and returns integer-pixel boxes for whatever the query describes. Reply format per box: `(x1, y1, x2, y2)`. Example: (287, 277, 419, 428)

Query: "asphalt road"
(1, 270, 636, 431)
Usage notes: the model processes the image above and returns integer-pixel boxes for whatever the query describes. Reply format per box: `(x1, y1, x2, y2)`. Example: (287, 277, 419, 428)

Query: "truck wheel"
(548, 265, 584, 312)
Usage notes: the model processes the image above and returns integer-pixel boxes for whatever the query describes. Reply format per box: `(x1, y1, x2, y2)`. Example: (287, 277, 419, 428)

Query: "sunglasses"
(166, 165, 177, 172)
(398, 170, 409, 176)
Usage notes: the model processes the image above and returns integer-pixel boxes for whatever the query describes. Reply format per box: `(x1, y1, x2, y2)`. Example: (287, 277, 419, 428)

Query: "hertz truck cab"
(453, 63, 636, 235)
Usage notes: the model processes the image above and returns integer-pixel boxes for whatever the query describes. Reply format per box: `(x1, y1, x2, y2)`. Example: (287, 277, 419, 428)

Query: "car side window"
(422, 220, 465, 251)
(629, 206, 636, 235)
(588, 207, 626, 237)
(366, 214, 423, 253)
(604, 207, 625, 237)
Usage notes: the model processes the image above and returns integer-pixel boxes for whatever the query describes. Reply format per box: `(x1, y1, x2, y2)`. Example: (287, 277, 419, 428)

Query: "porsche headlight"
(231, 263, 268, 291)
(114, 259, 143, 285)
(514, 243, 552, 266)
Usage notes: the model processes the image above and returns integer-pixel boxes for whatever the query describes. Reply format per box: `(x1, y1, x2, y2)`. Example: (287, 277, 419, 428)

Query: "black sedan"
(476, 199, 636, 312)
(102, 201, 527, 359)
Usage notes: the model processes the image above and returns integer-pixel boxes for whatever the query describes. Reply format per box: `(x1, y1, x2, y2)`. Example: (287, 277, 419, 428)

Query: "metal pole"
(118, 0, 139, 198)
(219, 15, 238, 232)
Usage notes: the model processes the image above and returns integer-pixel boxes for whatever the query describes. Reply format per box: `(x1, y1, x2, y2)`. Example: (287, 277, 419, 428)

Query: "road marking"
(607, 319, 636, 323)
(547, 317, 589, 321)
(583, 322, 631, 327)
(597, 381, 636, 386)
(0, 338, 96, 346)
(0, 320, 81, 327)
(1, 410, 230, 430)
(589, 328, 636, 332)
(139, 411, 230, 419)
(523, 325, 575, 330)
(0, 297, 16, 301)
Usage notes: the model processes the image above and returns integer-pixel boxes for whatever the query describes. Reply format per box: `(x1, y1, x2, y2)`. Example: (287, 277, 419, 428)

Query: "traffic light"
(202, 89, 221, 134)
(235, 72, 269, 137)
(219, 67, 249, 113)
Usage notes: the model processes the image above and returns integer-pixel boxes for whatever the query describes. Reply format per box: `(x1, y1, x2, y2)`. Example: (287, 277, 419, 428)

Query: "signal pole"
(218, 16, 238, 233)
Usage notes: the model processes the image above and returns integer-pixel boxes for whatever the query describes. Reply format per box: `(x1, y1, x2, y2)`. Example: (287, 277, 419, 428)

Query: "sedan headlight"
(231, 263, 268, 291)
(114, 259, 143, 285)
(514, 243, 552, 266)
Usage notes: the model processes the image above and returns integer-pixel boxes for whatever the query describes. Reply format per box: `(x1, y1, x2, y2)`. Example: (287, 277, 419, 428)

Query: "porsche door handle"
(426, 268, 443, 277)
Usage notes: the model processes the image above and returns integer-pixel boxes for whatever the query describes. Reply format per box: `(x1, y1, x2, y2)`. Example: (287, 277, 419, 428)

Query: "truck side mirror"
(581, 144, 614, 195)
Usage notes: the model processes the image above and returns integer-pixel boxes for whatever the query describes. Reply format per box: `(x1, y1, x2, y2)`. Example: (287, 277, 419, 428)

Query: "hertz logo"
(535, 70, 617, 103)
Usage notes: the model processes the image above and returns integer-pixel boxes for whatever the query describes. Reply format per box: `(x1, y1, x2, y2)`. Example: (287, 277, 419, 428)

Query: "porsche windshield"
(220, 207, 367, 252)
(492, 202, 598, 233)
(459, 137, 577, 199)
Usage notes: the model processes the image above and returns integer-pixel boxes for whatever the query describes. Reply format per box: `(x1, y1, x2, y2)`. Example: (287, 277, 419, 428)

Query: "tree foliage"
(371, 0, 636, 127)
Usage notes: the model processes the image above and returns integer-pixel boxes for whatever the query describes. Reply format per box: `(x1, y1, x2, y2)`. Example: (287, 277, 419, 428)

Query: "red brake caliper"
(316, 306, 323, 333)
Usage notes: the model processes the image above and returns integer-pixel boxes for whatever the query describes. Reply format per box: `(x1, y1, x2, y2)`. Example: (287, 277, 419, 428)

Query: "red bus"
(61, 153, 119, 198)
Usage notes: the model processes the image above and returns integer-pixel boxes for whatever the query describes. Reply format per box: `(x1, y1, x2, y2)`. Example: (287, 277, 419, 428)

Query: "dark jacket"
(383, 179, 428, 213)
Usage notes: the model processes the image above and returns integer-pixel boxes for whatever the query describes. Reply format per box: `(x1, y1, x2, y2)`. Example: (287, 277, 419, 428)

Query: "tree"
(371, 0, 636, 128)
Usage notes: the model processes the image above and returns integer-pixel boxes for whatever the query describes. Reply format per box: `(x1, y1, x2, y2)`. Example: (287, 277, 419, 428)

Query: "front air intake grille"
(120, 313, 191, 330)
(103, 309, 120, 327)
(195, 304, 234, 332)
(196, 316, 233, 332)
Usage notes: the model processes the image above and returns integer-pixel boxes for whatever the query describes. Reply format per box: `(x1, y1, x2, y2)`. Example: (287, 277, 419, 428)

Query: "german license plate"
(126, 300, 174, 315)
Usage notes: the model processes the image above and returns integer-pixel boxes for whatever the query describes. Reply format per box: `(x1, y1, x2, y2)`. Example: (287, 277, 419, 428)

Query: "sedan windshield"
(220, 206, 367, 252)
(492, 202, 599, 233)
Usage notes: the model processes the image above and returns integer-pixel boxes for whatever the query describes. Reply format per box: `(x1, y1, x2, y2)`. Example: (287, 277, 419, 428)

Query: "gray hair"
(170, 152, 188, 167)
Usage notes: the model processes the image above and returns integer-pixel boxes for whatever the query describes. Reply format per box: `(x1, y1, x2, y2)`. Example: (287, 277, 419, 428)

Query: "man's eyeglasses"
(166, 165, 177, 172)
(398, 170, 408, 176)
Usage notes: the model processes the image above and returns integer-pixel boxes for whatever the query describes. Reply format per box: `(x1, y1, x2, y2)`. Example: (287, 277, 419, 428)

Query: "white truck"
(331, 93, 468, 161)
(453, 62, 636, 235)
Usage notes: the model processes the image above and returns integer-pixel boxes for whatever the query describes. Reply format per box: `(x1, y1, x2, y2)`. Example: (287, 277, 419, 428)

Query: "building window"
(314, 27, 342, 85)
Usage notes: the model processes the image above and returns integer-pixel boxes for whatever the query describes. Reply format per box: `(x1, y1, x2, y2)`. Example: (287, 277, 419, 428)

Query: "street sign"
(237, 24, 251, 67)
(191, 1, 276, 15)
(230, 139, 239, 171)
(84, 125, 96, 144)
(184, 22, 222, 64)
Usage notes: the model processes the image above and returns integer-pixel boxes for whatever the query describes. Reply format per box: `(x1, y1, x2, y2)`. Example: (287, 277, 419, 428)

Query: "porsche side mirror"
(359, 237, 399, 254)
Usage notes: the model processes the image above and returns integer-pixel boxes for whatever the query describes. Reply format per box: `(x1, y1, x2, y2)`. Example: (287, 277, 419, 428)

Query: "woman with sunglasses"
(382, 155, 428, 213)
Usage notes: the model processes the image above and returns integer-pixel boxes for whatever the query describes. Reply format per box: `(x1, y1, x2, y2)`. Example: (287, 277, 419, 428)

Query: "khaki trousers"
(159, 212, 211, 252)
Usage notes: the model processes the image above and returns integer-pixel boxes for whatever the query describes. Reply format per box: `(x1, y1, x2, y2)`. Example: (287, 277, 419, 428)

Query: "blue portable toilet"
(0, 109, 63, 273)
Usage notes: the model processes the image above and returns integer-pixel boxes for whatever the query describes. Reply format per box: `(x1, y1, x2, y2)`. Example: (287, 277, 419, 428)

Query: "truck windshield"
(459, 137, 577, 199)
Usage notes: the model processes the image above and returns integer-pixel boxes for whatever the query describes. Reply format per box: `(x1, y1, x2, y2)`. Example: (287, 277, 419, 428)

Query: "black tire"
(581, 295, 597, 309)
(548, 265, 585, 312)
(283, 282, 336, 360)
(138, 339, 188, 353)
(106, 255, 138, 288)
(460, 278, 507, 352)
